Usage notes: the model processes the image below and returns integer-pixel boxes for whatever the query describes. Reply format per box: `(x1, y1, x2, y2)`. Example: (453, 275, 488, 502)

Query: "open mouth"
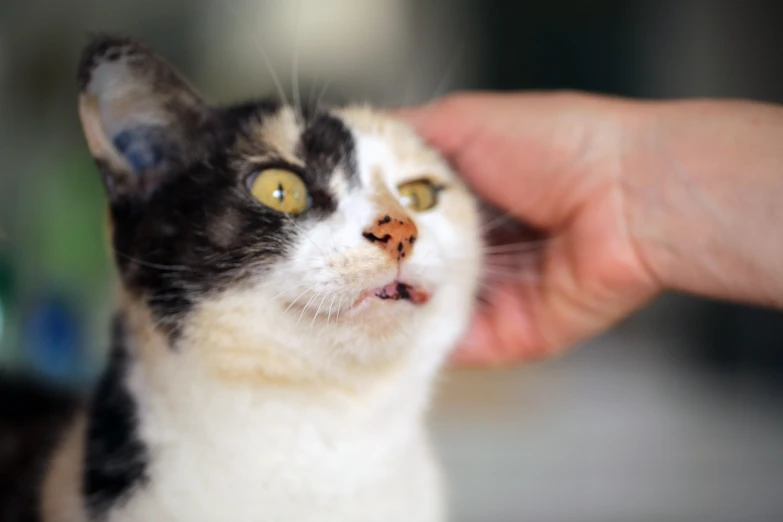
(372, 281, 430, 305)
(282, 281, 432, 322)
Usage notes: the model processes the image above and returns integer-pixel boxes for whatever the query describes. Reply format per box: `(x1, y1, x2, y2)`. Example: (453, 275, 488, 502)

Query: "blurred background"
(0, 0, 782, 520)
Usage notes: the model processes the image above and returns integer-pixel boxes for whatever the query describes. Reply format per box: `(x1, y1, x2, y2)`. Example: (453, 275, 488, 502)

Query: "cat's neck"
(112, 301, 440, 445)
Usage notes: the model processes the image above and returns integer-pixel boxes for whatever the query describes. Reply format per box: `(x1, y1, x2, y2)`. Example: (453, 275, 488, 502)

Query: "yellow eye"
(398, 179, 439, 212)
(249, 168, 309, 214)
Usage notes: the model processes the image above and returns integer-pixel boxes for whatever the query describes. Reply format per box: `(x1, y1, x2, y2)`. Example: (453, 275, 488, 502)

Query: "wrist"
(622, 98, 783, 308)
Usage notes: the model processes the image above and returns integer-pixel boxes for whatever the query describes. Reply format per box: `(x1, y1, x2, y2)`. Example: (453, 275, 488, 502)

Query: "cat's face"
(78, 36, 481, 384)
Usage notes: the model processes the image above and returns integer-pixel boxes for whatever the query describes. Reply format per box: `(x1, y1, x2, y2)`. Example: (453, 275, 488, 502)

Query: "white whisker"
(309, 293, 328, 332)
(291, 0, 304, 123)
(285, 285, 315, 314)
(334, 296, 343, 323)
(479, 211, 519, 234)
(326, 295, 336, 326)
(315, 80, 333, 110)
(481, 269, 541, 285)
(297, 292, 320, 327)
(284, 214, 336, 263)
(400, 61, 418, 106)
(307, 73, 322, 115)
(482, 239, 554, 254)
(264, 282, 306, 306)
(225, 0, 290, 107)
(428, 44, 465, 102)
(112, 249, 194, 272)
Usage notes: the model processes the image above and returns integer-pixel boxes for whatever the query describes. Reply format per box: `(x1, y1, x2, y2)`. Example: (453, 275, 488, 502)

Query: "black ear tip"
(77, 33, 148, 91)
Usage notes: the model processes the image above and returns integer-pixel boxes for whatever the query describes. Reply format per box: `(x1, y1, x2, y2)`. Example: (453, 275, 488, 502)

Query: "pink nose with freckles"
(362, 213, 418, 263)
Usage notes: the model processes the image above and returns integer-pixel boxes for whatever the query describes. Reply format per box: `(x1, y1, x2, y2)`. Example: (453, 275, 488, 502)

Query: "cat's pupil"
(274, 182, 286, 203)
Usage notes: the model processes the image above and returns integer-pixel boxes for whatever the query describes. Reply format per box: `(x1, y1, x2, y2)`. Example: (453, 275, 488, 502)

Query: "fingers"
(448, 288, 604, 368)
(392, 92, 609, 229)
(448, 219, 661, 368)
(391, 94, 485, 164)
(449, 285, 558, 368)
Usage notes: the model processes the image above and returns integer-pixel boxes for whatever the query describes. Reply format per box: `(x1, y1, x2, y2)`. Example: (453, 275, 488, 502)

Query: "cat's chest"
(109, 415, 440, 522)
(106, 387, 442, 522)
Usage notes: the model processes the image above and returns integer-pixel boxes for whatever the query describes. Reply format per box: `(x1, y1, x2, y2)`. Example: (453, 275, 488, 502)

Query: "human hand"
(395, 91, 783, 366)
(395, 91, 660, 365)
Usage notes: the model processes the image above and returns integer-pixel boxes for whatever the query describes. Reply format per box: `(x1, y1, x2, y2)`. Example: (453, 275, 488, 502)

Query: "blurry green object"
(27, 152, 110, 292)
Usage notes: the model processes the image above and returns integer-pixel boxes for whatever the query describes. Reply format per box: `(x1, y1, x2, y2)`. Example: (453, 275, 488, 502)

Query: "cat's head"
(77, 35, 482, 386)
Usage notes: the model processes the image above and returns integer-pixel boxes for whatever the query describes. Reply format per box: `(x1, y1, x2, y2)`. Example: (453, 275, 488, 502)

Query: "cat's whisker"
(334, 296, 343, 323)
(404, 257, 538, 276)
(400, 60, 418, 107)
(264, 283, 307, 307)
(307, 75, 319, 115)
(476, 278, 511, 294)
(479, 211, 520, 235)
(480, 262, 538, 276)
(112, 249, 195, 272)
(225, 0, 290, 108)
(326, 295, 336, 326)
(315, 80, 333, 110)
(483, 253, 542, 265)
(284, 285, 316, 314)
(283, 214, 337, 264)
(480, 270, 541, 285)
(296, 292, 320, 327)
(291, 0, 304, 124)
(480, 266, 540, 280)
(481, 238, 555, 254)
(488, 261, 538, 271)
(427, 44, 465, 103)
(309, 293, 328, 333)
(319, 229, 347, 266)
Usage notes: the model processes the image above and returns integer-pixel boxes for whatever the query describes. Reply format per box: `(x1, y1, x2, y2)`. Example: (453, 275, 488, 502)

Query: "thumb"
(389, 96, 480, 163)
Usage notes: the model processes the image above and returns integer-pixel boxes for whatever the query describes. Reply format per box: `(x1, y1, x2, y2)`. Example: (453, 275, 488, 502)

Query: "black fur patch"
(0, 374, 79, 522)
(300, 112, 358, 189)
(83, 315, 149, 518)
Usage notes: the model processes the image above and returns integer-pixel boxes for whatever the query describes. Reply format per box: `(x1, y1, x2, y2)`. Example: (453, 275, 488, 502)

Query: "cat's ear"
(77, 35, 211, 201)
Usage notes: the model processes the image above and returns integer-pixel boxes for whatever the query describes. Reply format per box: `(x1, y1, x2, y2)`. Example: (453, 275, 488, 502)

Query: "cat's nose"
(362, 213, 418, 262)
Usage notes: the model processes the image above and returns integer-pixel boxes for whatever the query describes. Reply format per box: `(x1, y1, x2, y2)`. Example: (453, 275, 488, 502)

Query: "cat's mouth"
(369, 281, 430, 305)
(349, 281, 430, 313)
(281, 281, 430, 322)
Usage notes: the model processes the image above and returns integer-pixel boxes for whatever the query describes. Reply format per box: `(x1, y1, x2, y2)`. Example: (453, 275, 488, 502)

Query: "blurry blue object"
(23, 293, 84, 383)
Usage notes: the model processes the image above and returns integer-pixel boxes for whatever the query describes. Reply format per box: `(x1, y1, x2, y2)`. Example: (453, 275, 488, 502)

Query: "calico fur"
(1, 34, 482, 522)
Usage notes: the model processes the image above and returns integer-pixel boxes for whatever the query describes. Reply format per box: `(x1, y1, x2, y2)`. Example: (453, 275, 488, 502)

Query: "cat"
(0, 34, 483, 522)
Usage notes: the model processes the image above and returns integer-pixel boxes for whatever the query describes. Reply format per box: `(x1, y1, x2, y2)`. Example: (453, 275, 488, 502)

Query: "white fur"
(100, 108, 482, 522)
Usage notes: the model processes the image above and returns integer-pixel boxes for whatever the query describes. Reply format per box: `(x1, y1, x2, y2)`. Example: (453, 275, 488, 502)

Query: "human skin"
(394, 91, 783, 365)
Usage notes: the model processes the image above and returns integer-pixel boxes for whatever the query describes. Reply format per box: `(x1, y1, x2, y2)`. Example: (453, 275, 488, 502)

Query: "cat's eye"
(249, 168, 310, 215)
(398, 179, 440, 212)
